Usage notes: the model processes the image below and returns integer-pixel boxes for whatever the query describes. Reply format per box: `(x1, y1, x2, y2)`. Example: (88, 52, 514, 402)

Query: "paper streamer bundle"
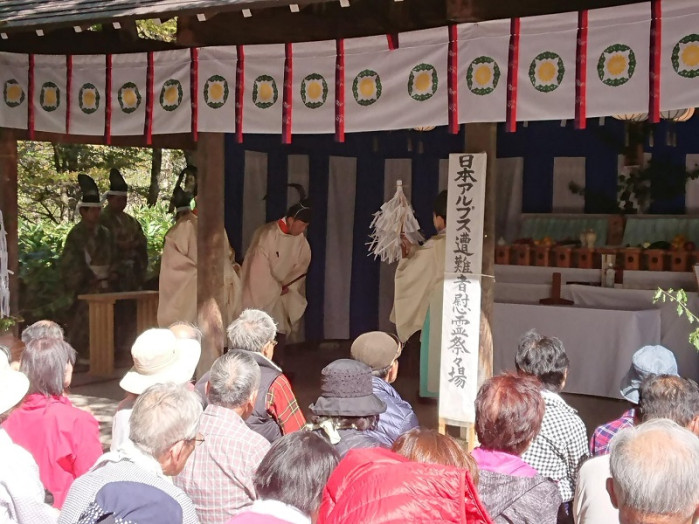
(368, 180, 423, 263)
(0, 211, 9, 318)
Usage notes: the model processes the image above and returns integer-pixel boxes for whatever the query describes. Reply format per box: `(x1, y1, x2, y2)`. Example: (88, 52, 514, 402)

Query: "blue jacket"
(367, 377, 419, 447)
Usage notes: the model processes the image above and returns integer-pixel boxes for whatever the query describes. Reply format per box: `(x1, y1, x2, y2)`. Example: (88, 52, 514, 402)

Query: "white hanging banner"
(439, 153, 486, 426)
(345, 28, 449, 133)
(242, 44, 284, 134)
(197, 46, 237, 133)
(0, 52, 28, 130)
(586, 3, 650, 118)
(70, 55, 106, 136)
(660, 0, 699, 112)
(292, 40, 336, 134)
(34, 54, 67, 134)
(458, 19, 510, 123)
(152, 49, 191, 135)
(110, 53, 147, 136)
(517, 13, 578, 122)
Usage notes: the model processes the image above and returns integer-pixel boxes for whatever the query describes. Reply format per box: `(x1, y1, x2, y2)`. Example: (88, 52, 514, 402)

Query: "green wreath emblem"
(78, 83, 100, 114)
(252, 75, 278, 109)
(528, 51, 565, 93)
(300, 73, 328, 109)
(408, 63, 438, 102)
(3, 79, 25, 108)
(39, 81, 60, 112)
(160, 79, 183, 111)
(118, 82, 142, 114)
(597, 44, 636, 87)
(204, 75, 229, 109)
(466, 56, 501, 95)
(672, 34, 699, 78)
(352, 69, 382, 106)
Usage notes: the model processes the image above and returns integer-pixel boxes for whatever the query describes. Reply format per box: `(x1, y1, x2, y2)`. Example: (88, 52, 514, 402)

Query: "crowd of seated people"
(0, 313, 697, 524)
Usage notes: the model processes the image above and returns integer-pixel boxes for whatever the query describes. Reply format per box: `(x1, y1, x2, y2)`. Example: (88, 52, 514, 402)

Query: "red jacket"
(319, 447, 493, 524)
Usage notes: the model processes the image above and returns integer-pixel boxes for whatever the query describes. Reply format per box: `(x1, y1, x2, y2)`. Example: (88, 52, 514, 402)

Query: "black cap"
(108, 168, 128, 193)
(171, 187, 192, 210)
(434, 190, 448, 220)
(78, 173, 100, 204)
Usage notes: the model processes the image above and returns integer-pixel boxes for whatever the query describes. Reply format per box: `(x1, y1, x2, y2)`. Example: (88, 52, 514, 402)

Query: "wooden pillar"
(465, 123, 496, 386)
(0, 130, 19, 325)
(195, 133, 226, 377)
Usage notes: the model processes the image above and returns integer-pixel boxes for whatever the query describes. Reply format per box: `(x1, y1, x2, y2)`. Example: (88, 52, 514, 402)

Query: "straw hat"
(120, 329, 201, 395)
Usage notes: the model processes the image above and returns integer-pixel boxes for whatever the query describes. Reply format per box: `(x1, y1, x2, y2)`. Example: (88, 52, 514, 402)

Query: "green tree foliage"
(654, 288, 699, 351)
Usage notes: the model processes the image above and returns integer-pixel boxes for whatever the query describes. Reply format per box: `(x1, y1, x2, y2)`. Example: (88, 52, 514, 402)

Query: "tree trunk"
(147, 147, 163, 206)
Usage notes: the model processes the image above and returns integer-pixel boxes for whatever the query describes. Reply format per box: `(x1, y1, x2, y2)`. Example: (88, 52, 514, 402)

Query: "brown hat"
(350, 331, 402, 372)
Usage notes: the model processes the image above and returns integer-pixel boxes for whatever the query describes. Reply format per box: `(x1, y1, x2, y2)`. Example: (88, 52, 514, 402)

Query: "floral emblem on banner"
(597, 44, 636, 87)
(352, 69, 382, 106)
(672, 34, 699, 78)
(466, 56, 501, 95)
(301, 73, 328, 109)
(160, 79, 183, 111)
(3, 79, 25, 108)
(408, 63, 438, 101)
(204, 75, 229, 109)
(39, 81, 60, 112)
(252, 75, 278, 109)
(529, 51, 565, 93)
(118, 82, 142, 114)
(78, 83, 100, 114)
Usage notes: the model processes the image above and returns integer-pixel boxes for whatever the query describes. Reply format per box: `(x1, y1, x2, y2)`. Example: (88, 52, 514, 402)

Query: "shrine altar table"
(493, 304, 662, 399)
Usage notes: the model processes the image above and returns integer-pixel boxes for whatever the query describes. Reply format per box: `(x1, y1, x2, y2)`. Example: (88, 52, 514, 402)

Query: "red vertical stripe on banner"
(448, 24, 459, 135)
(506, 18, 521, 133)
(575, 10, 589, 130)
(386, 34, 399, 50)
(191, 47, 199, 142)
(649, 0, 662, 123)
(105, 54, 112, 144)
(28, 54, 35, 140)
(335, 38, 345, 142)
(65, 55, 72, 135)
(235, 45, 245, 144)
(145, 51, 154, 145)
(282, 42, 293, 144)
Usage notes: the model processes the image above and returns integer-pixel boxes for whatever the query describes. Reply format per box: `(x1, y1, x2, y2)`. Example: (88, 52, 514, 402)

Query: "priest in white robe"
(392, 191, 447, 398)
(241, 196, 312, 347)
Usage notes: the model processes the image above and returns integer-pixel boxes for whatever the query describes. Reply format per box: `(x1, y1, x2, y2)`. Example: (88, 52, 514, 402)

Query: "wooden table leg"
(89, 299, 115, 376)
(136, 295, 159, 335)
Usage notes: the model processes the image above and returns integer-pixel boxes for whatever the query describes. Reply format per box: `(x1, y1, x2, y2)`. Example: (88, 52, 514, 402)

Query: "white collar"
(245, 499, 311, 524)
(95, 440, 167, 480)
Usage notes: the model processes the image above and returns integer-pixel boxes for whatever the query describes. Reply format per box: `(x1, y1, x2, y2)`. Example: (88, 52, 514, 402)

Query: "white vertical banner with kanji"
(438, 153, 486, 425)
(0, 52, 28, 130)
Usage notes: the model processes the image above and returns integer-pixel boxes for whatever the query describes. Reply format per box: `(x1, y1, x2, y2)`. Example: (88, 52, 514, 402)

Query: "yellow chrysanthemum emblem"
(529, 52, 565, 93)
(598, 44, 636, 87)
(673, 34, 699, 78)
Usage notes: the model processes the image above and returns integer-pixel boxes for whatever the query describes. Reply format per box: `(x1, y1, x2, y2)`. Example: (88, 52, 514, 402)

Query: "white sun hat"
(119, 329, 201, 395)
(0, 350, 29, 415)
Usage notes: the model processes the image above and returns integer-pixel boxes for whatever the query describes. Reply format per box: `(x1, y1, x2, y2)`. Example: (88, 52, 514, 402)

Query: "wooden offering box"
(669, 250, 692, 272)
(552, 246, 572, 268)
(495, 245, 511, 265)
(511, 245, 532, 266)
(644, 249, 667, 271)
(573, 248, 595, 269)
(533, 246, 552, 267)
(620, 247, 642, 270)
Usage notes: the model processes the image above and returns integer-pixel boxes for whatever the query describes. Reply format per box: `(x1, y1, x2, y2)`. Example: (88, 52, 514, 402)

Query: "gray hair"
(20, 338, 77, 396)
(21, 320, 64, 344)
(207, 350, 260, 409)
(609, 419, 699, 519)
(129, 382, 203, 459)
(515, 329, 569, 392)
(226, 309, 276, 353)
(169, 321, 202, 344)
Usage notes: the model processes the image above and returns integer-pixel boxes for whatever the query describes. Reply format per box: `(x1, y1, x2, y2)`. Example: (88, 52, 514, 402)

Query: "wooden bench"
(77, 290, 159, 376)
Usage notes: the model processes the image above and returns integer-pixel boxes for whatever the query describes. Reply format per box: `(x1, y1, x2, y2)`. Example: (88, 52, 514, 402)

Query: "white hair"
(129, 382, 203, 459)
(609, 418, 699, 519)
(226, 309, 276, 353)
(169, 321, 202, 344)
(207, 350, 260, 409)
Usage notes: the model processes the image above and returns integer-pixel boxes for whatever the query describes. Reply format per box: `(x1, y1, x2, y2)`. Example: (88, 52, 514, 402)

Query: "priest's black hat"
(77, 173, 101, 206)
(286, 183, 312, 223)
(171, 186, 192, 211)
(108, 168, 128, 194)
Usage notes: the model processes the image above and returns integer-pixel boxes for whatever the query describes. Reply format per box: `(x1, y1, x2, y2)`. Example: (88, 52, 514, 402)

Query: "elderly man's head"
(226, 309, 277, 360)
(129, 382, 203, 476)
(206, 350, 260, 418)
(515, 330, 569, 392)
(475, 372, 545, 456)
(169, 321, 202, 344)
(20, 338, 77, 395)
(21, 320, 64, 345)
(637, 374, 699, 434)
(608, 419, 699, 524)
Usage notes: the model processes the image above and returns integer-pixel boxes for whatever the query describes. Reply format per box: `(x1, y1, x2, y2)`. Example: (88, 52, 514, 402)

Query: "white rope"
(0, 210, 10, 318)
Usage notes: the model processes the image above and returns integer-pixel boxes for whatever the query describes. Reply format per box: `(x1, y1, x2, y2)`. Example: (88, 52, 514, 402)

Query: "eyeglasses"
(185, 433, 205, 447)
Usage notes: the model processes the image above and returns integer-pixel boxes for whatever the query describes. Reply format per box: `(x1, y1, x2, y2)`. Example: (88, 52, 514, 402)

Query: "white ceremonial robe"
(391, 231, 446, 397)
(241, 220, 311, 334)
(158, 212, 198, 327)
